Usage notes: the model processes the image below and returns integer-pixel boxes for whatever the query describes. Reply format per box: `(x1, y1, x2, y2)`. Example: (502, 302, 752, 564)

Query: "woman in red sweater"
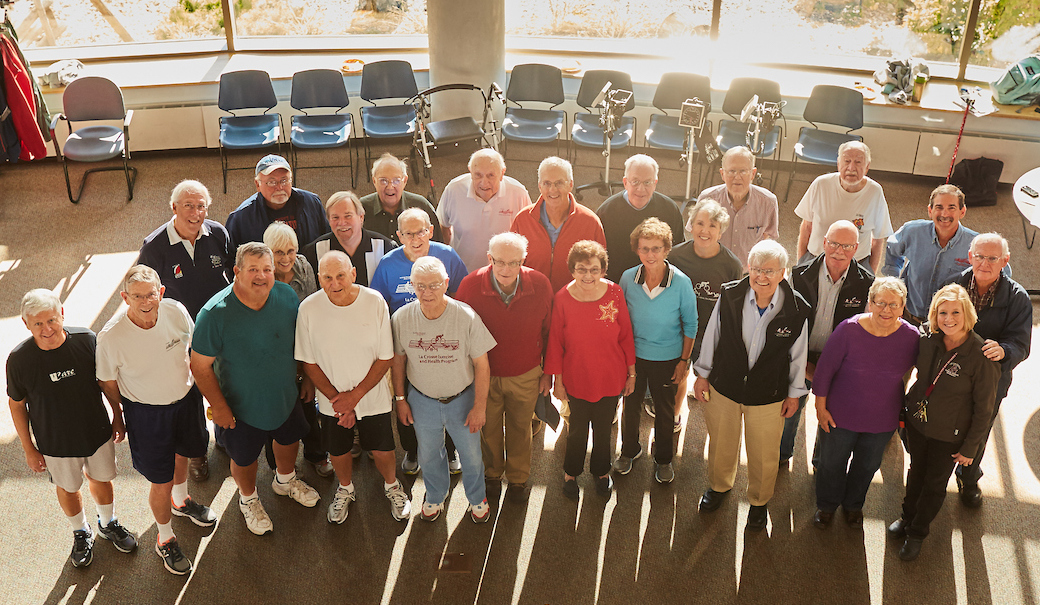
(544, 240, 636, 499)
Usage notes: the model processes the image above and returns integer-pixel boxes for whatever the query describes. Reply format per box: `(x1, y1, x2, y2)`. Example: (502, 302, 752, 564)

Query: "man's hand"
(981, 339, 1005, 362)
(211, 405, 236, 430)
(298, 376, 316, 403)
(111, 414, 126, 444)
(693, 376, 711, 403)
(24, 448, 46, 473)
(330, 389, 364, 417)
(538, 373, 553, 396)
(952, 453, 974, 466)
(396, 400, 414, 426)
(336, 410, 357, 429)
(780, 397, 799, 418)
(465, 407, 486, 433)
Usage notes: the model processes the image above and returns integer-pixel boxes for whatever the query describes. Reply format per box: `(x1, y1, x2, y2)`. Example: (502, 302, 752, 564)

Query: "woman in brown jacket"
(889, 283, 999, 561)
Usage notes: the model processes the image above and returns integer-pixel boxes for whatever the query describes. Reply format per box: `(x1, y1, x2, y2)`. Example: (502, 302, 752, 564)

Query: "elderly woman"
(544, 240, 636, 499)
(262, 222, 326, 475)
(692, 240, 809, 531)
(615, 218, 697, 484)
(811, 277, 920, 530)
(889, 283, 999, 561)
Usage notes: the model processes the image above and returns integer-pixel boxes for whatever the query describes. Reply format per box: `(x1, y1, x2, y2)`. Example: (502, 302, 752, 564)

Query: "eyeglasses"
(263, 178, 291, 188)
(723, 169, 751, 177)
(871, 299, 902, 310)
(177, 203, 207, 212)
(377, 177, 404, 187)
(412, 281, 444, 292)
(272, 249, 296, 257)
(749, 266, 781, 278)
(627, 179, 655, 188)
(540, 180, 569, 190)
(400, 228, 429, 241)
(573, 266, 603, 276)
(637, 246, 665, 255)
(490, 257, 522, 269)
(825, 240, 857, 252)
(971, 253, 1002, 264)
(129, 292, 159, 302)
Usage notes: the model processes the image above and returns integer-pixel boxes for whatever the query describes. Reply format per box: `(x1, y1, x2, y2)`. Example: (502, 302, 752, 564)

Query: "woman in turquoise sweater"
(615, 218, 698, 484)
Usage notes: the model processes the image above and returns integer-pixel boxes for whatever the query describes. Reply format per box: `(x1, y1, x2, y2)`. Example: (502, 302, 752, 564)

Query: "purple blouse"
(811, 314, 920, 433)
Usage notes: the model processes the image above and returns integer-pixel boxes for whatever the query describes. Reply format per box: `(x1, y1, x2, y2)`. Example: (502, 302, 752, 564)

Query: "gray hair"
(371, 153, 408, 180)
(236, 242, 274, 269)
(969, 232, 1010, 258)
(868, 276, 907, 306)
(686, 198, 731, 234)
(318, 250, 353, 273)
(263, 221, 299, 252)
(747, 239, 788, 270)
(325, 191, 364, 217)
(169, 179, 211, 211)
(722, 146, 756, 169)
(468, 148, 505, 172)
(489, 232, 529, 258)
(398, 207, 432, 229)
(21, 288, 61, 322)
(410, 255, 448, 282)
(538, 156, 573, 183)
(838, 141, 871, 164)
(122, 264, 162, 294)
(624, 154, 659, 180)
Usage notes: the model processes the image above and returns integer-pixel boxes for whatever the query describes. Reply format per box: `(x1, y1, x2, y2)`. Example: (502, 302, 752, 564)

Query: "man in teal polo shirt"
(190, 242, 320, 535)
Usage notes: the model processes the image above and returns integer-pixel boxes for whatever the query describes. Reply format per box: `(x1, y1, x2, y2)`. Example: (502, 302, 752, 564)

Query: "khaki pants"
(481, 366, 542, 485)
(703, 385, 784, 506)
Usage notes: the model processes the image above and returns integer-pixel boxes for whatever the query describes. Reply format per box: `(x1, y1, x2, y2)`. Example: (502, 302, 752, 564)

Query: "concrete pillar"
(426, 0, 506, 122)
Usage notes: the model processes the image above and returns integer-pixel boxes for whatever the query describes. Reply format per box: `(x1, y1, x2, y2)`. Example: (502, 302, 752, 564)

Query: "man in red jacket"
(510, 156, 606, 293)
(456, 233, 554, 502)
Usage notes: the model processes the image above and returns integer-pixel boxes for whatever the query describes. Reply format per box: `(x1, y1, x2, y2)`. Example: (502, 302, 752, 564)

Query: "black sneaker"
(155, 537, 193, 575)
(172, 497, 217, 527)
(97, 518, 138, 553)
(70, 528, 94, 568)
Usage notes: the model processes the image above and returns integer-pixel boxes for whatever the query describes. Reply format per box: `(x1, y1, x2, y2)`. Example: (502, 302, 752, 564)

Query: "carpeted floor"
(1, 141, 1039, 605)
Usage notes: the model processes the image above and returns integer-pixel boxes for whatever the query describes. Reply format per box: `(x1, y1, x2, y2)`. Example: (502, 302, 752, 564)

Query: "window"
(232, 0, 427, 39)
(964, 0, 1040, 80)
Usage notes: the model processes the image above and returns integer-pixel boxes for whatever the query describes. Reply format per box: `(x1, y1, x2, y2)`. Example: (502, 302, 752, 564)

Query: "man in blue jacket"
(226, 155, 330, 250)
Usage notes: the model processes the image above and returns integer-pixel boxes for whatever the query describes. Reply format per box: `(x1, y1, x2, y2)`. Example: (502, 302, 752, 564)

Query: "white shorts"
(44, 439, 118, 493)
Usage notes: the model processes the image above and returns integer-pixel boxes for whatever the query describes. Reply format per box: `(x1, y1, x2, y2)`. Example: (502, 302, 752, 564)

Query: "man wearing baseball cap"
(225, 154, 330, 251)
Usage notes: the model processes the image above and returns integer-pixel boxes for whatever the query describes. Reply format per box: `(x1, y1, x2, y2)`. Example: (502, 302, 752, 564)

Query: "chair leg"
(784, 157, 798, 204)
(122, 153, 137, 202)
(220, 144, 229, 194)
(63, 159, 139, 205)
(61, 157, 79, 204)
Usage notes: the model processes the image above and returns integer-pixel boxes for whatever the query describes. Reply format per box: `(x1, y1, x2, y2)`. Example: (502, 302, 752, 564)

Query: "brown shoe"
(532, 419, 544, 436)
(189, 456, 209, 481)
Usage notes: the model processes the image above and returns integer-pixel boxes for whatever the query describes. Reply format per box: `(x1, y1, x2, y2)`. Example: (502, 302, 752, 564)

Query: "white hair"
(624, 154, 659, 180)
(538, 156, 573, 183)
(169, 179, 211, 211)
(410, 256, 448, 281)
(838, 141, 871, 164)
(747, 239, 788, 270)
(398, 207, 432, 229)
(469, 148, 505, 172)
(970, 232, 1010, 258)
(21, 289, 61, 322)
(489, 232, 528, 257)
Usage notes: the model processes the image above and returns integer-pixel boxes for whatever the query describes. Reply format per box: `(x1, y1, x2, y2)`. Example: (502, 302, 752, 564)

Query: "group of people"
(7, 141, 1031, 578)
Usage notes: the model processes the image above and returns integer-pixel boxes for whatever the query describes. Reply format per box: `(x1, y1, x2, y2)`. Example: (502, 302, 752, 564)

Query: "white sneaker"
(239, 497, 273, 535)
(470, 499, 491, 523)
(385, 482, 412, 521)
(327, 486, 355, 524)
(448, 452, 462, 475)
(420, 500, 443, 522)
(314, 457, 335, 478)
(272, 475, 320, 508)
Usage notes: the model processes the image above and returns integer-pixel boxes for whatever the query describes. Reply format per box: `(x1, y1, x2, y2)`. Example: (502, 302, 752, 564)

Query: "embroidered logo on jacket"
(774, 326, 792, 338)
(599, 300, 619, 323)
(945, 362, 962, 378)
(211, 255, 223, 268)
(173, 264, 183, 279)
(843, 296, 862, 308)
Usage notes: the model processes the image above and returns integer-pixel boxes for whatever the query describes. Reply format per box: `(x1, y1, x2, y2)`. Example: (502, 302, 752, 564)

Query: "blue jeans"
(780, 379, 818, 465)
(815, 426, 893, 512)
(407, 385, 486, 507)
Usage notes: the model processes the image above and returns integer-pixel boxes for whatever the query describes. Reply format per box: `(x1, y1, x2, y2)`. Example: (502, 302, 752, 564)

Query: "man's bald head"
(318, 249, 353, 273)
(823, 219, 859, 274)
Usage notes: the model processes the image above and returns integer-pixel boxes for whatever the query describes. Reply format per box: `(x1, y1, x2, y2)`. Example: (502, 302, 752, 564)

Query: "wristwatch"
(394, 395, 406, 402)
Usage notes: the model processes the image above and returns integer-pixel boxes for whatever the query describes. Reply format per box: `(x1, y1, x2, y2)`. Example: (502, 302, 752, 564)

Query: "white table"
(1013, 167, 1040, 250)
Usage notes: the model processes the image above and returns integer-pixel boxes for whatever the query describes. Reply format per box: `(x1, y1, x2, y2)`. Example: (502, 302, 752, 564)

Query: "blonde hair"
(927, 283, 977, 334)
(263, 221, 298, 252)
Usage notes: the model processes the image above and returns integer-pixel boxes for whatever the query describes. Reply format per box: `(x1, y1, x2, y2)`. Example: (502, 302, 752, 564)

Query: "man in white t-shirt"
(794, 141, 893, 273)
(436, 148, 532, 272)
(295, 251, 411, 524)
(96, 265, 217, 576)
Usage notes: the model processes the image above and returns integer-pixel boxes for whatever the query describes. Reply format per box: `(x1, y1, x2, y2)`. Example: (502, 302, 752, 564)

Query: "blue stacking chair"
(645, 72, 712, 196)
(785, 84, 864, 202)
(359, 60, 418, 181)
(217, 70, 282, 193)
(571, 69, 635, 198)
(501, 63, 566, 156)
(716, 77, 784, 190)
(289, 69, 356, 188)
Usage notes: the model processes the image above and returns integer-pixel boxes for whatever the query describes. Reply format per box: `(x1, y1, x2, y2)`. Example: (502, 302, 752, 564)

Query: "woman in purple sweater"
(811, 277, 920, 529)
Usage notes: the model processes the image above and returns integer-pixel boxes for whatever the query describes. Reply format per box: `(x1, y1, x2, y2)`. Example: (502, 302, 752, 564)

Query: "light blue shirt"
(620, 263, 698, 361)
(539, 200, 567, 247)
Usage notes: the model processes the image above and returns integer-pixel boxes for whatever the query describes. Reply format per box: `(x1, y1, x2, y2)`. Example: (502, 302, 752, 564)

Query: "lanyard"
(924, 352, 958, 398)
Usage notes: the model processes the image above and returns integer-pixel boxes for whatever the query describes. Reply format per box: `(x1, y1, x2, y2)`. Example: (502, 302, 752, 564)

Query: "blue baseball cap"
(255, 154, 291, 177)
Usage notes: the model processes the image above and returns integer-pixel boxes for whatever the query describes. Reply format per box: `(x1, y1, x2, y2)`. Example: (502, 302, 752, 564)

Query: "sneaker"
(402, 452, 420, 475)
(470, 499, 491, 523)
(70, 528, 94, 568)
(563, 478, 580, 500)
(172, 497, 217, 527)
(612, 444, 644, 475)
(272, 475, 321, 508)
(673, 416, 683, 433)
(155, 537, 192, 575)
(654, 462, 675, 484)
(448, 451, 462, 475)
(644, 400, 656, 418)
(239, 497, 273, 535)
(350, 434, 362, 459)
(595, 474, 614, 496)
(385, 482, 412, 521)
(367, 450, 375, 461)
(97, 518, 138, 553)
(327, 486, 356, 524)
(313, 457, 335, 478)
(421, 500, 443, 522)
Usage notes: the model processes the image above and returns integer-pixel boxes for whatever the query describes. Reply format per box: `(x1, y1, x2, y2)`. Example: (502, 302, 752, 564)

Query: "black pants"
(564, 395, 617, 478)
(621, 358, 678, 464)
(264, 399, 324, 469)
(396, 418, 456, 459)
(902, 423, 960, 538)
(955, 392, 1006, 485)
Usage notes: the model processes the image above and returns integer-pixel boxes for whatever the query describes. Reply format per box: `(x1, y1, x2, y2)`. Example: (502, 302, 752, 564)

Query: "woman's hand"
(553, 379, 568, 402)
(623, 374, 636, 397)
(671, 359, 690, 384)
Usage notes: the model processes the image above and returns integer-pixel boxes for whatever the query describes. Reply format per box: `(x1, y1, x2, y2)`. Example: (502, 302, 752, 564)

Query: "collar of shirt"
(820, 261, 849, 287)
(490, 271, 520, 305)
(469, 175, 504, 203)
(634, 262, 674, 287)
(165, 219, 210, 260)
(969, 272, 999, 309)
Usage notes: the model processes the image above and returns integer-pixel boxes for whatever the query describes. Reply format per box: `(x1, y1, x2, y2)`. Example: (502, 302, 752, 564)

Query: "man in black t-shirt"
(6, 289, 137, 568)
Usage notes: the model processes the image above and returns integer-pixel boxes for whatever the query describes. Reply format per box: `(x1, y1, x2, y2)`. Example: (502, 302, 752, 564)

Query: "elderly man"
(226, 154, 330, 250)
(946, 233, 1032, 507)
(296, 251, 411, 523)
(883, 184, 1006, 323)
(301, 191, 397, 287)
(795, 142, 893, 273)
(510, 156, 606, 293)
(8, 289, 137, 568)
(392, 256, 497, 523)
(696, 146, 780, 268)
(138, 179, 233, 481)
(782, 220, 873, 466)
(693, 240, 809, 531)
(437, 148, 532, 272)
(360, 153, 443, 244)
(96, 266, 216, 575)
(456, 233, 554, 502)
(190, 243, 320, 536)
(596, 154, 684, 283)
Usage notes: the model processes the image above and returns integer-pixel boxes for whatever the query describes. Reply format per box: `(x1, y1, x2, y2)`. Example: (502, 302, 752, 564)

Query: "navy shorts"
(122, 386, 208, 484)
(318, 411, 395, 457)
(222, 401, 310, 467)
